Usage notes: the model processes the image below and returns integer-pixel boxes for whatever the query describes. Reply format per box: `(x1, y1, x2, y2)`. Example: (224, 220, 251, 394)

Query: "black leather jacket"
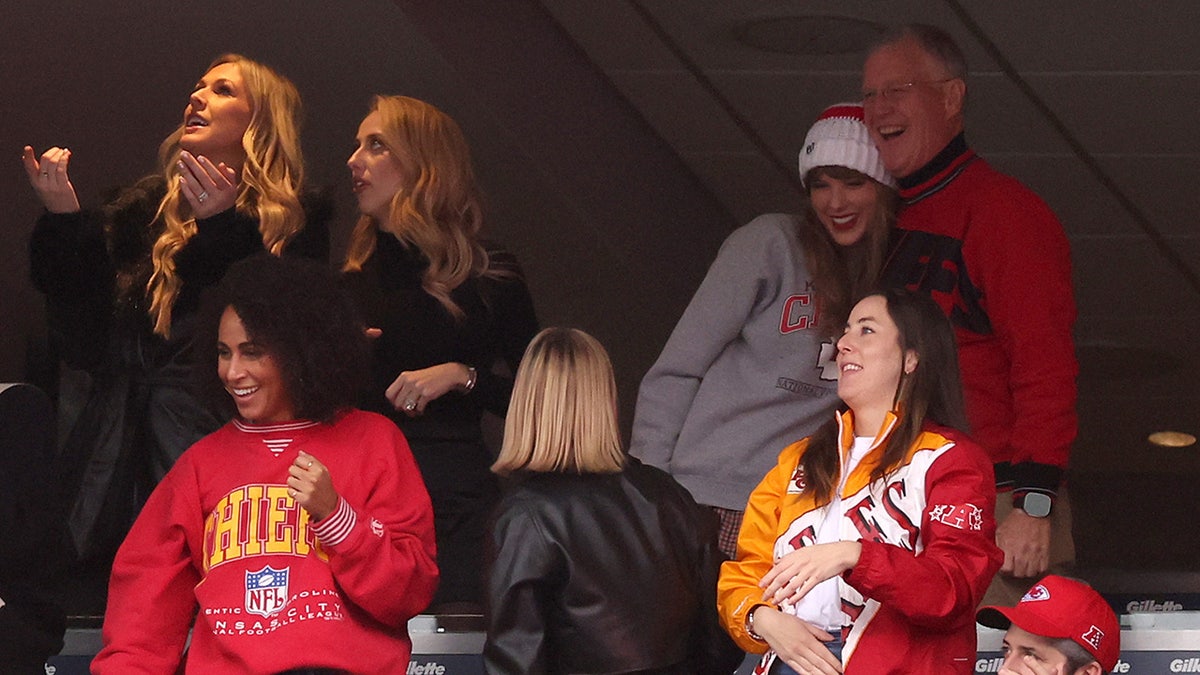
(484, 458, 742, 674)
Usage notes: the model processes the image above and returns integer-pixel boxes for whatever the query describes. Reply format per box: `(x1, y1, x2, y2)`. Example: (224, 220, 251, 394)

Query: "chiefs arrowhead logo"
(1021, 584, 1051, 603)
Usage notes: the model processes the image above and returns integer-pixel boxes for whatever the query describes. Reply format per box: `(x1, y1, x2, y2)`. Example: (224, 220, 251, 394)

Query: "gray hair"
(871, 23, 967, 80)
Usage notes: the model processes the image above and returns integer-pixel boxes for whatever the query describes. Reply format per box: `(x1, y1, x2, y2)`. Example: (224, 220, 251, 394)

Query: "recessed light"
(1147, 431, 1196, 448)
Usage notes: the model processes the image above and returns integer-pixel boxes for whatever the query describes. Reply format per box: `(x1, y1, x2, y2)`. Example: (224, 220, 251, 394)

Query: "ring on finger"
(197, 190, 209, 203)
(404, 399, 417, 411)
(40, 171, 50, 177)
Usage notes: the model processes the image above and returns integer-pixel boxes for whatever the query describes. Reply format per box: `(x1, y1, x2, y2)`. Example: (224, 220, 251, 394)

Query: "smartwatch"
(1015, 492, 1053, 518)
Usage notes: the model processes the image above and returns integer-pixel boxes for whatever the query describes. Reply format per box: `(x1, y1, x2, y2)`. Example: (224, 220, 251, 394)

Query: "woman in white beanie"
(629, 102, 898, 560)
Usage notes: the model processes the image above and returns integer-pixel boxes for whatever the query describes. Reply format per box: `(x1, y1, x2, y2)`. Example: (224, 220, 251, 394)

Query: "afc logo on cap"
(1081, 625, 1105, 650)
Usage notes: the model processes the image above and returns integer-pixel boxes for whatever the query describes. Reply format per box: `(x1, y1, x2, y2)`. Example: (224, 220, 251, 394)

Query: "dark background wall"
(4, 0, 1198, 576)
(2, 0, 734, 430)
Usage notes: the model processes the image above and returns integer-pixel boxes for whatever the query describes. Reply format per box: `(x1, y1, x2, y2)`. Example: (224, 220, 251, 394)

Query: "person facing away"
(23, 53, 329, 574)
(861, 23, 1078, 603)
(719, 288, 1002, 675)
(341, 94, 539, 613)
(630, 101, 898, 559)
(977, 575, 1120, 675)
(93, 255, 437, 674)
(485, 327, 743, 675)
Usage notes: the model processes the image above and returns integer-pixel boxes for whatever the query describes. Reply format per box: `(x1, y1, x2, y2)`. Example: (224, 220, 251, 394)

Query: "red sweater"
(94, 410, 438, 674)
(882, 136, 1078, 496)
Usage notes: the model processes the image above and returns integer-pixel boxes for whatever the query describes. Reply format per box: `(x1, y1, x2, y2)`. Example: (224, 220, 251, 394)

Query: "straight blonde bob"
(492, 327, 625, 475)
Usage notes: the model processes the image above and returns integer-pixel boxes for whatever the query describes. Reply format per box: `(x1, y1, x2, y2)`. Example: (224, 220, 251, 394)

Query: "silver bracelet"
(461, 365, 478, 393)
(746, 605, 765, 641)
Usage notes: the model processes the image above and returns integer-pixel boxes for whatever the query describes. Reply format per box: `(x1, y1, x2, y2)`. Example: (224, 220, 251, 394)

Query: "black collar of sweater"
(896, 133, 975, 202)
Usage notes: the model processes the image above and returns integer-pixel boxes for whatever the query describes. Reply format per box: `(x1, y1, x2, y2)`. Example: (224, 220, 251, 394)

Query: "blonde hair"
(492, 327, 625, 475)
(147, 53, 305, 337)
(342, 95, 489, 320)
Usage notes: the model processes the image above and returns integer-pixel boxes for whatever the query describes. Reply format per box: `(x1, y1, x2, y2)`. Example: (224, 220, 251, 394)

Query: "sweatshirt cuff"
(309, 497, 357, 547)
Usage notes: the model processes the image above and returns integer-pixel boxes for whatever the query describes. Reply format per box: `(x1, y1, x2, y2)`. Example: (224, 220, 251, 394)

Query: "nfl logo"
(245, 566, 290, 618)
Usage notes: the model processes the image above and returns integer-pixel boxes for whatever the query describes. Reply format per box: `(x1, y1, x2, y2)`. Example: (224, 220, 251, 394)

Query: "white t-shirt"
(787, 435, 875, 630)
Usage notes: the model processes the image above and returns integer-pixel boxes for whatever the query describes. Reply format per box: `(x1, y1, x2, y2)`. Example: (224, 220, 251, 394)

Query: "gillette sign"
(1127, 599, 1184, 612)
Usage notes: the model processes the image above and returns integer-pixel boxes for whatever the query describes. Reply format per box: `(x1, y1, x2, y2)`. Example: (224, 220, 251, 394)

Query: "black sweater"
(341, 229, 538, 448)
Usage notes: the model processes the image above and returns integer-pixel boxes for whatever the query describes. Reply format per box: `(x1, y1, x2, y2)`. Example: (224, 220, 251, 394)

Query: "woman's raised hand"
(287, 450, 339, 522)
(22, 145, 81, 214)
(178, 150, 238, 219)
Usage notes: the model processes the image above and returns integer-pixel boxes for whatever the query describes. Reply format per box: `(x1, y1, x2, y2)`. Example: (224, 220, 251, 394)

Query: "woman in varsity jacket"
(719, 288, 1002, 674)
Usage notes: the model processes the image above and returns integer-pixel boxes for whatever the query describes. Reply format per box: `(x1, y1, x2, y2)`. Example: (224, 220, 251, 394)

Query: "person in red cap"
(977, 575, 1120, 675)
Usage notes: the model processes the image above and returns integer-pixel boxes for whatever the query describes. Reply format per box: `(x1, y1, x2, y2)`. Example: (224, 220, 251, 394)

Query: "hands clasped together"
(752, 541, 863, 675)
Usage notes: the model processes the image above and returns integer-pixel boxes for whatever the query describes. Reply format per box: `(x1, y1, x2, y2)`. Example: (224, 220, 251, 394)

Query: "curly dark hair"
(197, 254, 370, 423)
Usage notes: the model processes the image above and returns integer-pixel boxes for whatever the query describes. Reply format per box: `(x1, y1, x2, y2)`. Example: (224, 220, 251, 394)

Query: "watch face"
(1022, 492, 1053, 518)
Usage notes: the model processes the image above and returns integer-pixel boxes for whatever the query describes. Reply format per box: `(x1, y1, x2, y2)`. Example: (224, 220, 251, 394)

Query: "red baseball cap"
(977, 575, 1120, 671)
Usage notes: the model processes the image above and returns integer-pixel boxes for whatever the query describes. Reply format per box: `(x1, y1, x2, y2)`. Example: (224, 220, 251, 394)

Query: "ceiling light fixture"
(1147, 431, 1197, 448)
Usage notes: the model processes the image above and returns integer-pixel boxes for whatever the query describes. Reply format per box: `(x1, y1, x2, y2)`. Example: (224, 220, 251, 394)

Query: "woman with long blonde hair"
(342, 95, 538, 612)
(22, 54, 327, 583)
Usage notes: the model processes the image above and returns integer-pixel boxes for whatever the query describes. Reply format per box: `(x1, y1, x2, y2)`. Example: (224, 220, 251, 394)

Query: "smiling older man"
(862, 24, 1079, 605)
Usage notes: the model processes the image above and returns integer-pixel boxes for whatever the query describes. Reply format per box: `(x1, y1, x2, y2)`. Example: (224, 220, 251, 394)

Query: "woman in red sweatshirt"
(94, 255, 438, 674)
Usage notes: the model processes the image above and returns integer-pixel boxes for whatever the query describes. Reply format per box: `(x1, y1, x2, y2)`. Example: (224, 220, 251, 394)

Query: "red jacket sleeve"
(846, 435, 1002, 629)
(309, 420, 438, 626)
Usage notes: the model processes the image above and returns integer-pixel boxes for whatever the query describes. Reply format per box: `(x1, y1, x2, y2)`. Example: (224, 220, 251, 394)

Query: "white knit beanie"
(798, 102, 895, 188)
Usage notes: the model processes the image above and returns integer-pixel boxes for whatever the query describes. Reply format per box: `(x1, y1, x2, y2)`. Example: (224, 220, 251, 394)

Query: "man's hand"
(996, 510, 1051, 578)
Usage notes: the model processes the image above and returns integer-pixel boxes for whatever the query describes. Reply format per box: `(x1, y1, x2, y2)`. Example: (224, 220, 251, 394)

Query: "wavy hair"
(799, 165, 898, 338)
(147, 53, 305, 337)
(342, 95, 490, 320)
(799, 287, 968, 505)
(492, 327, 624, 475)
